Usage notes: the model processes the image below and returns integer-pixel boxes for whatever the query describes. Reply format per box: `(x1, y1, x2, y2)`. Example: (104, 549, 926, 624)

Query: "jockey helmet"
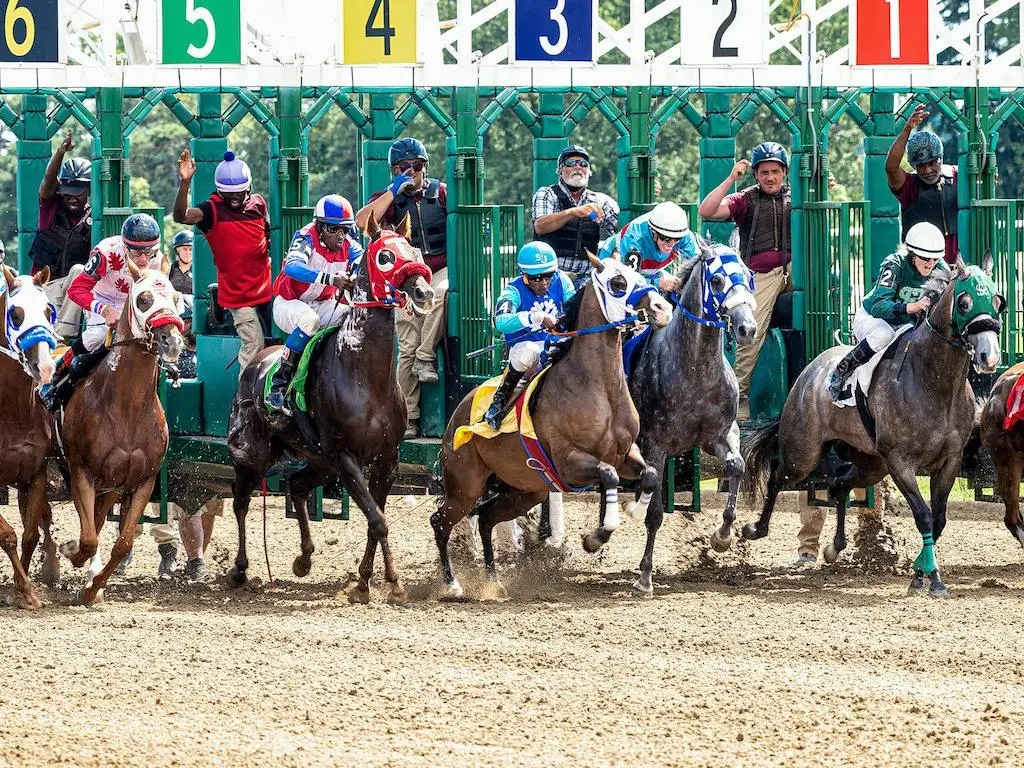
(648, 202, 690, 240)
(558, 145, 590, 165)
(517, 241, 558, 275)
(171, 230, 194, 250)
(57, 157, 91, 194)
(121, 213, 161, 249)
(907, 131, 943, 166)
(751, 141, 789, 170)
(904, 222, 945, 260)
(314, 194, 355, 227)
(389, 138, 428, 167)
(214, 151, 252, 193)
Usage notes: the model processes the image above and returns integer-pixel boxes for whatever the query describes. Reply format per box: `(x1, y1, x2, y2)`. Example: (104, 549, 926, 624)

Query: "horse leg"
(925, 457, 961, 598)
(579, 458, 621, 554)
(477, 490, 547, 599)
(544, 492, 565, 548)
(823, 458, 887, 564)
(707, 424, 744, 552)
(431, 449, 489, 600)
(621, 442, 659, 523)
(742, 458, 783, 540)
(17, 473, 46, 575)
(285, 466, 323, 579)
(59, 467, 98, 568)
(991, 445, 1024, 547)
(77, 479, 154, 606)
(0, 507, 40, 609)
(887, 458, 940, 597)
(38, 500, 59, 586)
(365, 455, 402, 602)
(230, 468, 262, 586)
(86, 492, 120, 584)
(635, 445, 667, 596)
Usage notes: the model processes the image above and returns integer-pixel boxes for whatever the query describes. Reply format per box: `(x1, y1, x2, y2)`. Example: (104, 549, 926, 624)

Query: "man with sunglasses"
(175, 149, 272, 378)
(42, 213, 165, 410)
(266, 195, 362, 417)
(599, 201, 699, 291)
(356, 137, 448, 438)
(28, 129, 94, 342)
(532, 145, 619, 283)
(483, 241, 576, 430)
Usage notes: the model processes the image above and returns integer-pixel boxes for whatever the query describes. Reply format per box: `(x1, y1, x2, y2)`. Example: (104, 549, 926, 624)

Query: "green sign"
(161, 0, 241, 64)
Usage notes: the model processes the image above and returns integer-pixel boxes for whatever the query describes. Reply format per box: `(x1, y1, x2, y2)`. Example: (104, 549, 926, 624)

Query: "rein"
(545, 309, 649, 339)
(924, 316, 971, 354)
(678, 304, 727, 329)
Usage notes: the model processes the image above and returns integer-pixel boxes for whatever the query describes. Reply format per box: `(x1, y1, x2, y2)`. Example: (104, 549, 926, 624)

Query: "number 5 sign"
(511, 0, 596, 63)
(679, 0, 767, 65)
(852, 0, 930, 65)
(161, 0, 241, 64)
(0, 0, 59, 62)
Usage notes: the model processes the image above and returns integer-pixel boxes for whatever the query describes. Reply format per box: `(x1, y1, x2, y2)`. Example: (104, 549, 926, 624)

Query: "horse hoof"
(75, 588, 103, 607)
(741, 523, 763, 541)
(347, 585, 371, 604)
(15, 589, 42, 610)
(387, 585, 409, 606)
(480, 580, 507, 601)
(632, 578, 654, 597)
(581, 532, 604, 554)
(438, 580, 464, 601)
(907, 573, 926, 596)
(709, 530, 733, 552)
(227, 567, 247, 587)
(292, 555, 312, 578)
(59, 541, 79, 562)
(929, 585, 950, 598)
(823, 544, 839, 564)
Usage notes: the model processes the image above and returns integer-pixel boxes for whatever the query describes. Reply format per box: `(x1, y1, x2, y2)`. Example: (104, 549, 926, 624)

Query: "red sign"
(854, 0, 930, 65)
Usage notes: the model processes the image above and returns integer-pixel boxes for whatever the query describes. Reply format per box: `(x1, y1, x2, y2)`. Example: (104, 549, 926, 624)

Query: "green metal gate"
(969, 199, 1024, 368)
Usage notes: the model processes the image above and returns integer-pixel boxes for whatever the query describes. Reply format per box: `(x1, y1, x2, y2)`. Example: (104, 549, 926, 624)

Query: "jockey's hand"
(731, 159, 751, 181)
(658, 274, 682, 292)
(907, 297, 932, 315)
(389, 171, 416, 197)
(178, 149, 196, 183)
(575, 202, 603, 222)
(541, 316, 558, 331)
(905, 104, 929, 132)
(331, 273, 355, 292)
(528, 305, 557, 328)
(59, 129, 73, 155)
(101, 306, 120, 326)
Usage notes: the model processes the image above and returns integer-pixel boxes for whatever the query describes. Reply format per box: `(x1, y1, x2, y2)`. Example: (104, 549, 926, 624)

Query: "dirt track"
(0, 489, 1022, 767)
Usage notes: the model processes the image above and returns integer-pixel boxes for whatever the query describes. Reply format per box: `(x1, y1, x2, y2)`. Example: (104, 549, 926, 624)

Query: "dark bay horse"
(227, 214, 434, 604)
(980, 363, 1024, 548)
(0, 266, 58, 607)
(743, 260, 1003, 597)
(628, 243, 758, 594)
(59, 261, 184, 605)
(431, 254, 674, 599)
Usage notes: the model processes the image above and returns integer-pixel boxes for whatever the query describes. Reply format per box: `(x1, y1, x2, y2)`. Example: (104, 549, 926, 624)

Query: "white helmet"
(648, 202, 690, 239)
(904, 221, 945, 260)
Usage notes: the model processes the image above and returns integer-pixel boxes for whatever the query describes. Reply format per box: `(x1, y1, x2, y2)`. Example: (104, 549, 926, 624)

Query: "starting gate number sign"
(343, 0, 418, 64)
(0, 0, 58, 63)
(161, 0, 242, 65)
(511, 0, 596, 63)
(679, 0, 768, 65)
(853, 0, 930, 65)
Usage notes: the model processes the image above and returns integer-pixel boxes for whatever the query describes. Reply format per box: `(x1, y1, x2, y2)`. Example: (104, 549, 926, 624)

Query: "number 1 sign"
(853, 0, 930, 65)
(679, 0, 768, 65)
(511, 0, 596, 63)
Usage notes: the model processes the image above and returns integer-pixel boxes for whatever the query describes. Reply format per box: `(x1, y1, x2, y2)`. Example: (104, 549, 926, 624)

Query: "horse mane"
(675, 256, 704, 313)
(924, 268, 957, 333)
(556, 281, 585, 333)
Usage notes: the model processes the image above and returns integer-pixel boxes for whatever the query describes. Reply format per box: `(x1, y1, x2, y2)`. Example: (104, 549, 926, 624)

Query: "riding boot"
(484, 367, 526, 430)
(41, 343, 104, 412)
(827, 339, 874, 401)
(267, 328, 311, 414)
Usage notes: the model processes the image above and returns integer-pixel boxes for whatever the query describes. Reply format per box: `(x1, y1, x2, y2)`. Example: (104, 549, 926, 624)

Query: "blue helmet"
(214, 151, 252, 193)
(751, 141, 789, 170)
(314, 194, 355, 226)
(907, 131, 943, 166)
(121, 213, 160, 248)
(517, 241, 558, 275)
(389, 138, 428, 167)
(171, 230, 194, 250)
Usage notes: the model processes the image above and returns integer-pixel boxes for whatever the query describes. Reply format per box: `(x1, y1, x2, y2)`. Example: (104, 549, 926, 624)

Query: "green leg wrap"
(913, 533, 937, 574)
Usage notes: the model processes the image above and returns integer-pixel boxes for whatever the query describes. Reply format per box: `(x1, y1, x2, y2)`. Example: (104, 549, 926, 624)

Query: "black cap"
(557, 145, 590, 165)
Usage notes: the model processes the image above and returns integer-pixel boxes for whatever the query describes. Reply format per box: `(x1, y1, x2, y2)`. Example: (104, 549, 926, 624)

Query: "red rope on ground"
(262, 478, 275, 587)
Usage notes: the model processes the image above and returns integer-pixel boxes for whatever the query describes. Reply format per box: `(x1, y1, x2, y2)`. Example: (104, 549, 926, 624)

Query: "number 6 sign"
(0, 0, 58, 62)
(160, 0, 241, 65)
(511, 0, 596, 63)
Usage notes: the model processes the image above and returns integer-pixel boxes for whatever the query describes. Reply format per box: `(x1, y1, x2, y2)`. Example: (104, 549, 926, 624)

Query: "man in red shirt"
(173, 149, 272, 375)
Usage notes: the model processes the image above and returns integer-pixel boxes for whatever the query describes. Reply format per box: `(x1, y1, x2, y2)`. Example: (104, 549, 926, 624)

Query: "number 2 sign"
(511, 0, 596, 63)
(679, 0, 768, 65)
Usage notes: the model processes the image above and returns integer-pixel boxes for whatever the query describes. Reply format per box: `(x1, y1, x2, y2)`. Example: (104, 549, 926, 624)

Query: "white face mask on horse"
(3, 267, 58, 385)
(589, 256, 672, 327)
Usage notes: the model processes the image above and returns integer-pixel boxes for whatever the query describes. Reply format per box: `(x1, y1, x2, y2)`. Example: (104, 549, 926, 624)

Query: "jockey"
(483, 241, 576, 429)
(828, 221, 951, 400)
(41, 213, 166, 410)
(599, 202, 699, 292)
(267, 194, 364, 415)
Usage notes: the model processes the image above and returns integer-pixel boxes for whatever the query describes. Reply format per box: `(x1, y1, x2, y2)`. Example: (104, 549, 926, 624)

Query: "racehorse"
(742, 258, 1003, 597)
(979, 363, 1024, 548)
(0, 266, 58, 607)
(58, 260, 184, 605)
(430, 254, 674, 598)
(628, 242, 758, 595)
(227, 214, 434, 604)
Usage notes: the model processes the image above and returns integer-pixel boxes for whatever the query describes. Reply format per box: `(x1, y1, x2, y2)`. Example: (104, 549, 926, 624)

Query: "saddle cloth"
(452, 367, 547, 450)
(834, 324, 913, 408)
(262, 325, 336, 413)
(1002, 361, 1024, 431)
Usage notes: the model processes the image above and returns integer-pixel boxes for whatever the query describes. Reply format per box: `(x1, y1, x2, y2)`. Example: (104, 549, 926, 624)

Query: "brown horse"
(227, 215, 434, 604)
(58, 261, 183, 605)
(430, 254, 673, 598)
(0, 266, 59, 607)
(980, 363, 1024, 548)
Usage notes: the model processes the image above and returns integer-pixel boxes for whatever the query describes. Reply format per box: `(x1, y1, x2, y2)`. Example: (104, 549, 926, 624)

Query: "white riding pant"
(273, 296, 351, 336)
(81, 310, 112, 352)
(508, 340, 544, 373)
(852, 305, 896, 354)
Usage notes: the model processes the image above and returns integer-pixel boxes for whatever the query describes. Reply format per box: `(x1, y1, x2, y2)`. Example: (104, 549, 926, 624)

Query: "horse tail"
(741, 418, 780, 499)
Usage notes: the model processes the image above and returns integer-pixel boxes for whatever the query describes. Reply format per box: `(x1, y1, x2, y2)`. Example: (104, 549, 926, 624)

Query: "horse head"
(931, 252, 1004, 373)
(3, 265, 58, 386)
(124, 258, 184, 369)
(362, 211, 435, 313)
(587, 252, 672, 328)
(690, 239, 758, 344)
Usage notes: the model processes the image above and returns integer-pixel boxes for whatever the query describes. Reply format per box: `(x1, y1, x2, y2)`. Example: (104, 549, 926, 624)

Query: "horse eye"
(136, 291, 154, 312)
(8, 306, 24, 329)
(376, 249, 396, 273)
(710, 274, 728, 292)
(956, 293, 973, 314)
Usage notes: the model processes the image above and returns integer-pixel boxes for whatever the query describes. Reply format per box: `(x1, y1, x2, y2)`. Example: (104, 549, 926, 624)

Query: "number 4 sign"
(853, 0, 930, 65)
(343, 0, 417, 64)
(511, 0, 596, 63)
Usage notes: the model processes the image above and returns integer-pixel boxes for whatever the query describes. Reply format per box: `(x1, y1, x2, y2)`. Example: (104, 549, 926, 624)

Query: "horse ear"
(364, 211, 382, 241)
(397, 213, 413, 241)
(2, 265, 16, 291)
(981, 249, 994, 277)
(33, 266, 50, 286)
(586, 250, 603, 272)
(126, 257, 143, 282)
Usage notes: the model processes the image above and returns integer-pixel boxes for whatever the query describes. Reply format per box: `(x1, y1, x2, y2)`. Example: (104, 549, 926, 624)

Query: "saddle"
(260, 325, 336, 414)
(833, 324, 913, 409)
(42, 344, 110, 412)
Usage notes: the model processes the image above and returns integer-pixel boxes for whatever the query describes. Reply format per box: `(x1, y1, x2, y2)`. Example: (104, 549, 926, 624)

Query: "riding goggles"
(318, 222, 349, 235)
(560, 158, 590, 169)
(398, 160, 425, 173)
(525, 271, 556, 283)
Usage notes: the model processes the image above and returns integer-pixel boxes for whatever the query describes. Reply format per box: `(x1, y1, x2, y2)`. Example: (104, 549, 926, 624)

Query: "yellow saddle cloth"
(452, 368, 548, 450)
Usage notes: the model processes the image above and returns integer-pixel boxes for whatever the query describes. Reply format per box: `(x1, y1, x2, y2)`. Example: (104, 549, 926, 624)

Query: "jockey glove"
(389, 172, 416, 197)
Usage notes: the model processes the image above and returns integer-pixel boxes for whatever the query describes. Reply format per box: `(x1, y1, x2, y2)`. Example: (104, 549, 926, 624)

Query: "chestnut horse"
(430, 254, 673, 598)
(58, 261, 184, 605)
(0, 266, 58, 607)
(227, 215, 434, 604)
(980, 363, 1024, 548)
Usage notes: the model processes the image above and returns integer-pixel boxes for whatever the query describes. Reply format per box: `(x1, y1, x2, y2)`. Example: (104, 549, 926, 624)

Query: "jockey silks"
(600, 213, 699, 281)
(67, 235, 163, 315)
(201, 192, 272, 309)
(273, 221, 363, 302)
(496, 275, 572, 346)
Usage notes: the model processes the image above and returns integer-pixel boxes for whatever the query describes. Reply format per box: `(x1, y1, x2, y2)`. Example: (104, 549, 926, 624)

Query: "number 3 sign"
(679, 0, 768, 65)
(511, 0, 596, 63)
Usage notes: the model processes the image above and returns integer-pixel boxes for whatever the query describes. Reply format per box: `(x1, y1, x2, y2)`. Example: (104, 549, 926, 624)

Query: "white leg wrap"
(603, 488, 620, 532)
(627, 491, 654, 522)
(546, 492, 565, 547)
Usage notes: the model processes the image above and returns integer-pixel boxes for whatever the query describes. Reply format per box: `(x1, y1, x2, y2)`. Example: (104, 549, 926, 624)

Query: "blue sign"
(513, 0, 594, 63)
(0, 0, 59, 63)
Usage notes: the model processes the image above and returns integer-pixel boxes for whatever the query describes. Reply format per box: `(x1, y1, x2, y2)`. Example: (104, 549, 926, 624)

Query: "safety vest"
(736, 185, 791, 262)
(534, 184, 600, 271)
(28, 202, 93, 280)
(900, 169, 958, 238)
(392, 179, 446, 271)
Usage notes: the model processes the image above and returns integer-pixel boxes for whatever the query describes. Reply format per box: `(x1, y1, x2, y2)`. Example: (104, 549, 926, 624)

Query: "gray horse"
(742, 258, 1003, 597)
(628, 242, 758, 594)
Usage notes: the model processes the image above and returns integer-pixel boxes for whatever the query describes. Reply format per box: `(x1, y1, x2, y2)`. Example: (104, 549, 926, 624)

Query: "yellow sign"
(343, 0, 417, 64)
